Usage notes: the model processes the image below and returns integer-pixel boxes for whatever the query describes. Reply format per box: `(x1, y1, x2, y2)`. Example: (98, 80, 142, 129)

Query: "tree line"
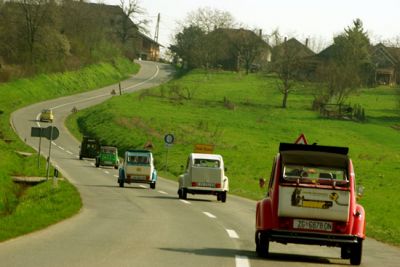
(170, 9, 397, 111)
(0, 0, 146, 82)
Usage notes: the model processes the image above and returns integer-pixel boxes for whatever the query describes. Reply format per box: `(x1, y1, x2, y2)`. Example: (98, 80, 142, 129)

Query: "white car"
(178, 153, 229, 202)
(118, 150, 157, 189)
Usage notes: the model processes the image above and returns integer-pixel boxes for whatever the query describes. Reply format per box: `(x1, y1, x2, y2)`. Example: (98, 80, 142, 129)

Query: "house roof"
(211, 28, 271, 50)
(273, 38, 315, 58)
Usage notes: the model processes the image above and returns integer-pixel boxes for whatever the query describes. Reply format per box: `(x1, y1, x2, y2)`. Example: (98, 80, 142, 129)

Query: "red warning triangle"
(294, 133, 308, 145)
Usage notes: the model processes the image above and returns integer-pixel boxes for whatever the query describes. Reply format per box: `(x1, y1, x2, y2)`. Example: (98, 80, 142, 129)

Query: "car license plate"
(198, 182, 215, 188)
(133, 176, 145, 180)
(293, 219, 333, 232)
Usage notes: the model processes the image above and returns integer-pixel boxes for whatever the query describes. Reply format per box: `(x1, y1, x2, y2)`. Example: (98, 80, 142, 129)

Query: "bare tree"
(317, 19, 372, 105)
(230, 29, 265, 74)
(16, 0, 54, 64)
(117, 0, 148, 44)
(270, 33, 304, 108)
(184, 6, 236, 33)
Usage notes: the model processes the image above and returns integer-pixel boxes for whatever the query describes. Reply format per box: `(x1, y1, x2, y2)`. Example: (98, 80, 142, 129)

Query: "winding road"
(1, 61, 399, 266)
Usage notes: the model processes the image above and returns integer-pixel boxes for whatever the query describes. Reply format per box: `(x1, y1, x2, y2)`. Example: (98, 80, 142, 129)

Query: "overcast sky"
(101, 0, 399, 51)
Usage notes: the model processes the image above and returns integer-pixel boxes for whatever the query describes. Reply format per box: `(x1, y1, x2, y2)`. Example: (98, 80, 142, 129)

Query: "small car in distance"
(39, 109, 54, 122)
(118, 150, 157, 189)
(178, 153, 229, 202)
(79, 136, 100, 160)
(95, 146, 119, 169)
(255, 143, 365, 265)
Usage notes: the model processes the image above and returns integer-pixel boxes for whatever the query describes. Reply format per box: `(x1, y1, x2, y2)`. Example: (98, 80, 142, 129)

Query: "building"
(372, 43, 400, 85)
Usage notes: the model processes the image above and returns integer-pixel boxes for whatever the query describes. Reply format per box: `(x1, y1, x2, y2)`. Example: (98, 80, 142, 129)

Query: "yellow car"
(39, 109, 54, 122)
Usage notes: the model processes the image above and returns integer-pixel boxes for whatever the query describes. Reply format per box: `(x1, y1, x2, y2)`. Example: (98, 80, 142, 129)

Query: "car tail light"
(334, 222, 348, 233)
(279, 217, 291, 229)
(127, 175, 131, 179)
(215, 183, 221, 188)
(192, 182, 198, 187)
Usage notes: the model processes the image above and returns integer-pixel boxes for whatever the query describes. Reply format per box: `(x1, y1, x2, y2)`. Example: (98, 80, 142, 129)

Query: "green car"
(95, 146, 119, 169)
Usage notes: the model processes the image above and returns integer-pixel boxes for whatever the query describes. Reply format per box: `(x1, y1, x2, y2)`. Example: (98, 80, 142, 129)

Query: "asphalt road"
(1, 61, 399, 267)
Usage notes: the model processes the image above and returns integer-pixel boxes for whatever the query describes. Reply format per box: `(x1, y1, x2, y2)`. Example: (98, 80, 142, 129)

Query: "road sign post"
(164, 134, 174, 171)
(31, 126, 59, 179)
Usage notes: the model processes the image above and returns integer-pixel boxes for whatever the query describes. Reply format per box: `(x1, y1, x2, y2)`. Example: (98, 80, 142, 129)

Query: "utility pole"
(154, 13, 160, 43)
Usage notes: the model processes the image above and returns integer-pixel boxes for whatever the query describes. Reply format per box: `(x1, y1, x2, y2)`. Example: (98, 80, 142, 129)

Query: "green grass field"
(0, 58, 139, 241)
(66, 69, 400, 246)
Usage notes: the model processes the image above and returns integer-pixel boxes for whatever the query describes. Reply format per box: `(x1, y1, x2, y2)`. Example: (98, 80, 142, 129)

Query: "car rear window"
(127, 155, 150, 165)
(193, 159, 220, 168)
(283, 164, 348, 186)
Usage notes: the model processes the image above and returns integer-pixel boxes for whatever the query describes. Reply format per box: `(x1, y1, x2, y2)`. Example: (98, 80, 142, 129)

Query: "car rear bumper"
(124, 177, 155, 184)
(259, 229, 360, 247)
(186, 187, 225, 195)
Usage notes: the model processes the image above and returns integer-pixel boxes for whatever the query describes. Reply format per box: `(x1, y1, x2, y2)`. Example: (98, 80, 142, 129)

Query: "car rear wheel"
(341, 246, 351, 259)
(220, 192, 227, 203)
(114, 165, 118, 169)
(119, 181, 124, 187)
(350, 239, 362, 265)
(150, 182, 156, 189)
(255, 231, 269, 258)
(181, 188, 187, 199)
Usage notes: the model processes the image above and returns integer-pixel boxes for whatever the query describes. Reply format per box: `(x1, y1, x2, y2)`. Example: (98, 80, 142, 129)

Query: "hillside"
(67, 69, 400, 245)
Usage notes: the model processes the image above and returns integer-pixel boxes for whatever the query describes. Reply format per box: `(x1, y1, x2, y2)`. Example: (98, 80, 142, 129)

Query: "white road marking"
(179, 200, 191, 205)
(113, 175, 119, 178)
(226, 229, 239, 239)
(139, 185, 147, 189)
(52, 141, 56, 145)
(104, 171, 110, 174)
(58, 146, 65, 150)
(203, 212, 216, 219)
(235, 255, 250, 267)
(158, 190, 168, 195)
(66, 150, 73, 155)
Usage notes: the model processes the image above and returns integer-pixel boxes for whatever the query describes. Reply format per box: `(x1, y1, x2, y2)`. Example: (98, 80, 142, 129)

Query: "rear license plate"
(293, 219, 333, 232)
(198, 182, 215, 188)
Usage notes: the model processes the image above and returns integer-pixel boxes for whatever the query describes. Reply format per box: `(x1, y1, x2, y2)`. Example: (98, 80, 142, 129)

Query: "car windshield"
(127, 155, 150, 165)
(193, 158, 220, 168)
(101, 147, 116, 154)
(283, 165, 347, 184)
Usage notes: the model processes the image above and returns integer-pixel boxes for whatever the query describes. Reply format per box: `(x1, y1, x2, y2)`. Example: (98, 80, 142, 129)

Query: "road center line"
(113, 175, 119, 178)
(66, 150, 73, 155)
(226, 229, 239, 239)
(179, 200, 191, 205)
(203, 212, 217, 218)
(104, 171, 110, 174)
(235, 255, 250, 267)
(158, 190, 168, 195)
(139, 185, 147, 189)
(58, 146, 65, 150)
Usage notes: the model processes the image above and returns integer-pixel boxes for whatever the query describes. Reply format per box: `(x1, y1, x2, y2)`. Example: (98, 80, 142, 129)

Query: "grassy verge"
(0, 57, 139, 241)
(65, 69, 400, 246)
(0, 180, 81, 241)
